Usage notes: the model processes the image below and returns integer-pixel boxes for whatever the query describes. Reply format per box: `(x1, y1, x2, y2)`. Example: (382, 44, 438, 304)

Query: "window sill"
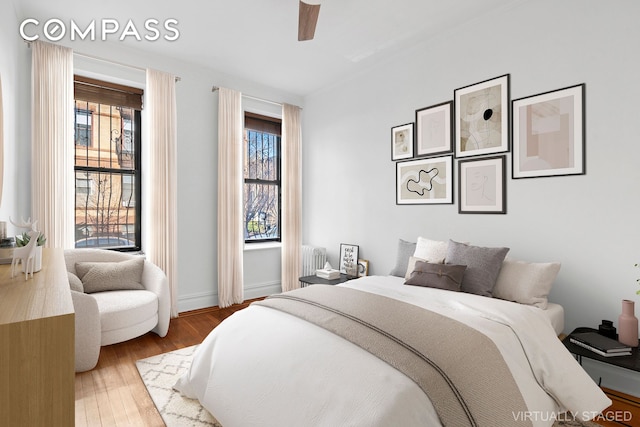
(244, 241, 282, 252)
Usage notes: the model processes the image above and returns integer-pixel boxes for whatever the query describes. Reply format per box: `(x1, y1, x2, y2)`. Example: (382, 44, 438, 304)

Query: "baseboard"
(177, 281, 281, 313)
(244, 281, 281, 300)
(177, 290, 218, 313)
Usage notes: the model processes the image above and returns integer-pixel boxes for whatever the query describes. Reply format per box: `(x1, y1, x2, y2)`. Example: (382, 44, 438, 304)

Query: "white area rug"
(136, 345, 222, 427)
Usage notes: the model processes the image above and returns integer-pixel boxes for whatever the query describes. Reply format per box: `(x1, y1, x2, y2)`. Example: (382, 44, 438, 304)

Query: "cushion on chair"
(75, 258, 145, 293)
(68, 271, 84, 293)
(92, 290, 158, 345)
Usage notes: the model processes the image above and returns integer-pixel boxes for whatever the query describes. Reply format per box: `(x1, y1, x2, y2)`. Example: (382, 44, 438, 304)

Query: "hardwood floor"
(76, 300, 619, 427)
(74, 299, 258, 427)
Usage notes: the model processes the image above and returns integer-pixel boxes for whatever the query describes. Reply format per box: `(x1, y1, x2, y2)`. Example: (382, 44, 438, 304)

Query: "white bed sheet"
(175, 275, 608, 427)
(543, 302, 565, 335)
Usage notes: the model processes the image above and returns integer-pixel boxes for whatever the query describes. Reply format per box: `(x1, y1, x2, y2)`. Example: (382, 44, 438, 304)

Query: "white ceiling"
(13, 0, 521, 96)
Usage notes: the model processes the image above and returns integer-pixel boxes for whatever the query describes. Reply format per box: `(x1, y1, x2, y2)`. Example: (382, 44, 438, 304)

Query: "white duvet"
(175, 275, 610, 427)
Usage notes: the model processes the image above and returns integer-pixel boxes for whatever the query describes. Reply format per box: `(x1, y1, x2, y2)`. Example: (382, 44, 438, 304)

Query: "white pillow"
(413, 237, 448, 263)
(405, 256, 425, 280)
(492, 258, 561, 309)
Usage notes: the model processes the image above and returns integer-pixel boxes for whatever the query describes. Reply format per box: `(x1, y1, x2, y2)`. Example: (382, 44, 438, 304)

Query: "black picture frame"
(396, 155, 453, 205)
(415, 101, 453, 158)
(454, 74, 510, 158)
(339, 243, 359, 276)
(390, 122, 414, 161)
(458, 155, 506, 214)
(512, 83, 586, 179)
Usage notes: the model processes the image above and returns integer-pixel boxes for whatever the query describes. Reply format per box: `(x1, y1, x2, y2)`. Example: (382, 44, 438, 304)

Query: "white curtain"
(146, 68, 179, 318)
(281, 103, 302, 292)
(0, 75, 4, 207)
(217, 87, 244, 308)
(31, 41, 74, 248)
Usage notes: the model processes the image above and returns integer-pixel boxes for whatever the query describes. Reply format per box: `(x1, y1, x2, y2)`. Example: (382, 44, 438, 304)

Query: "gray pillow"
(389, 239, 416, 277)
(75, 258, 145, 294)
(68, 271, 84, 293)
(405, 261, 466, 292)
(445, 240, 509, 297)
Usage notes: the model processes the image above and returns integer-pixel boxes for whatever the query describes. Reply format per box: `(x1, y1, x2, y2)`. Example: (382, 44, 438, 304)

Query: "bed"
(175, 273, 610, 427)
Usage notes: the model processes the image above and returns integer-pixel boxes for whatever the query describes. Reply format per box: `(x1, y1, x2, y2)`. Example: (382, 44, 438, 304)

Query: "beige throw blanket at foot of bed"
(255, 285, 533, 427)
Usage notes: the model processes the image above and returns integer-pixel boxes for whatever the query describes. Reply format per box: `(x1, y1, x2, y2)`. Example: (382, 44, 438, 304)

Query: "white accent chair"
(64, 249, 170, 372)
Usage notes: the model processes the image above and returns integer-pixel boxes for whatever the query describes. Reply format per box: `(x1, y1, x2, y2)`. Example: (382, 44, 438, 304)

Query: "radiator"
(301, 245, 326, 276)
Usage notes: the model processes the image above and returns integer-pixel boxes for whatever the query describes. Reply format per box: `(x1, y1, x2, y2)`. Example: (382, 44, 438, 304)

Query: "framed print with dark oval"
(512, 84, 585, 179)
(415, 101, 452, 157)
(455, 74, 510, 158)
(391, 122, 414, 161)
(396, 155, 453, 205)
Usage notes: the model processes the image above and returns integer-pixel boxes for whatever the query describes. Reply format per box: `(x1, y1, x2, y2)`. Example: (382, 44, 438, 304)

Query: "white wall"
(0, 2, 29, 234)
(304, 0, 640, 332)
(6, 18, 301, 311)
(302, 0, 640, 393)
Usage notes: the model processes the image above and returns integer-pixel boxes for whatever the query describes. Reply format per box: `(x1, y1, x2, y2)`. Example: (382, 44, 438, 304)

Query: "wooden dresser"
(0, 248, 75, 426)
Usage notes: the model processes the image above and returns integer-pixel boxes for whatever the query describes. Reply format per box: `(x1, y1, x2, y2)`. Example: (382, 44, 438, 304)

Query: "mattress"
(544, 302, 565, 336)
(175, 275, 609, 427)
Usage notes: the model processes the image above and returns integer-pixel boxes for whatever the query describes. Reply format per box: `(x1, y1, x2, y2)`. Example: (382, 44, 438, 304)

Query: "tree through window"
(244, 112, 281, 242)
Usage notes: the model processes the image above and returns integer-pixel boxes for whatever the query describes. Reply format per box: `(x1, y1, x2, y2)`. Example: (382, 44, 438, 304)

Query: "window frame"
(73, 76, 143, 252)
(243, 112, 282, 244)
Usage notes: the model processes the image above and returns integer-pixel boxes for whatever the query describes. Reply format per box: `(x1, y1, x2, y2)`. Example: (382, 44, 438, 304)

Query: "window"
(75, 109, 92, 147)
(244, 112, 281, 243)
(121, 175, 135, 207)
(73, 76, 142, 250)
(75, 173, 92, 197)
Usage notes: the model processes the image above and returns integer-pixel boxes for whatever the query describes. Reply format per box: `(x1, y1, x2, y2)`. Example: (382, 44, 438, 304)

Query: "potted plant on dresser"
(15, 231, 46, 273)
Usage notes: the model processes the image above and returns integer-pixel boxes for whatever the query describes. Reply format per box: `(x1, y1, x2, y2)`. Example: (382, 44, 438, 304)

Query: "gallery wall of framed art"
(389, 73, 586, 215)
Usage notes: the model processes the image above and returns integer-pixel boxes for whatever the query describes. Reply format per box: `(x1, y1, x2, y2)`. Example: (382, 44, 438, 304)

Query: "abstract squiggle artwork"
(396, 156, 453, 205)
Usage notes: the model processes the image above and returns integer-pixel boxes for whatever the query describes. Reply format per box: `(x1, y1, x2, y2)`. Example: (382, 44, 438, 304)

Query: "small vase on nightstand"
(618, 299, 639, 347)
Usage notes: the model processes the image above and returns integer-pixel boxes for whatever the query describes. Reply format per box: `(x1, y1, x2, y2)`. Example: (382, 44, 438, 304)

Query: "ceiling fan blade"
(298, 1, 321, 41)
